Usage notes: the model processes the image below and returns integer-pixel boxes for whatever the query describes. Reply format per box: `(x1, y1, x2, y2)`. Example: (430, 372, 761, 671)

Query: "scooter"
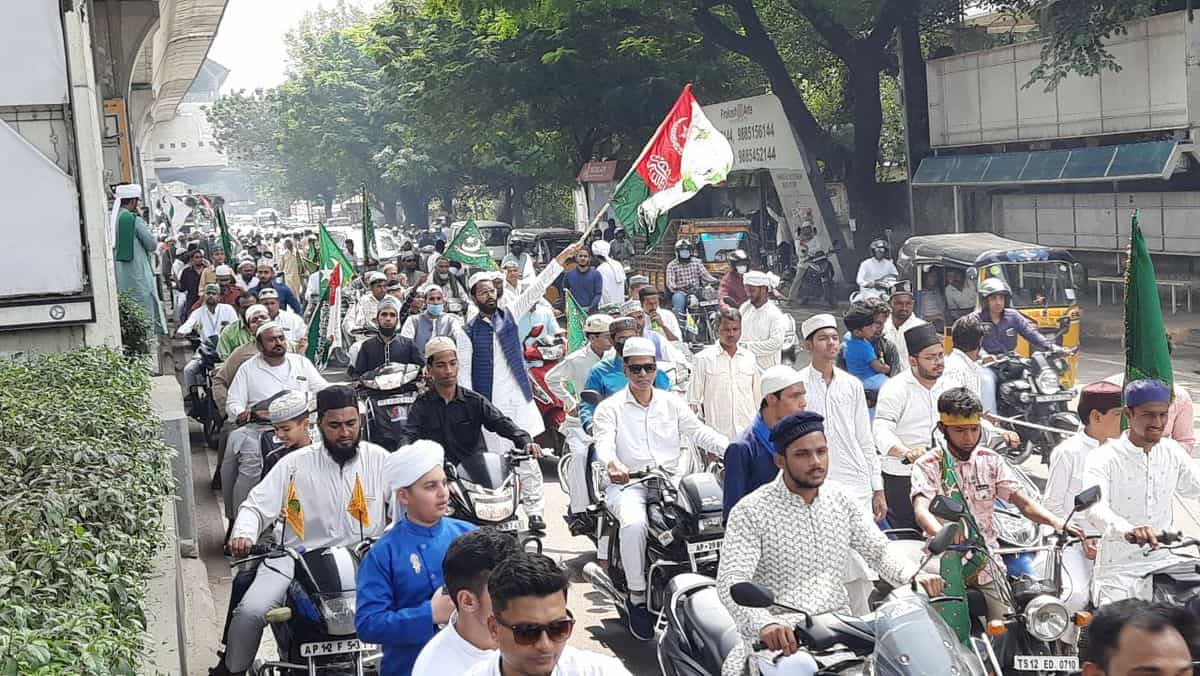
(523, 325, 567, 457)
(188, 334, 225, 450)
(581, 465, 726, 621)
(355, 362, 423, 452)
(658, 524, 995, 675)
(791, 243, 837, 308)
(231, 542, 382, 675)
(446, 449, 543, 550)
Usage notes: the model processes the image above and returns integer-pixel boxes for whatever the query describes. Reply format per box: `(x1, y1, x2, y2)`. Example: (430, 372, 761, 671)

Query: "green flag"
(565, 289, 588, 351)
(216, 205, 235, 261)
(445, 219, 498, 270)
(361, 185, 377, 266)
(305, 223, 358, 367)
(1124, 210, 1173, 387)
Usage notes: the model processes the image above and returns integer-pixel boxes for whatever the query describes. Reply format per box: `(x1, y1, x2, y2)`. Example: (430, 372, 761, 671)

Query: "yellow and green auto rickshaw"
(895, 233, 1083, 385)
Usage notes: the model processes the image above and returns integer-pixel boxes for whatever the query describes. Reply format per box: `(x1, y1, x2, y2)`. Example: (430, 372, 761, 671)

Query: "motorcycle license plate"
(1034, 392, 1073, 403)
(687, 538, 723, 554)
(376, 395, 414, 407)
(496, 520, 519, 532)
(299, 638, 378, 657)
(1014, 655, 1077, 672)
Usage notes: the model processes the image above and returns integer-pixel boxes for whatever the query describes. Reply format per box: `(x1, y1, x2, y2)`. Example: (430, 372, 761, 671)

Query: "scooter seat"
(679, 585, 740, 669)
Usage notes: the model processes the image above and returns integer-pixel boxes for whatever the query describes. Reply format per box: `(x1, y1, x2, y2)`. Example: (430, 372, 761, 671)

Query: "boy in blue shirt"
(842, 302, 890, 391)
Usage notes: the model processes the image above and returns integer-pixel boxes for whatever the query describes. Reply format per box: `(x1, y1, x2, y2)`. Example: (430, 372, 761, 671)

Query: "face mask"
(735, 264, 749, 274)
(427, 303, 444, 316)
(679, 251, 692, 260)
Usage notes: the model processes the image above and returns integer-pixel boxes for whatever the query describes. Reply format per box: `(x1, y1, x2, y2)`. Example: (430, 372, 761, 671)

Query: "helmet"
(978, 277, 1011, 299)
(675, 239, 693, 251)
(869, 238, 889, 254)
(729, 250, 749, 264)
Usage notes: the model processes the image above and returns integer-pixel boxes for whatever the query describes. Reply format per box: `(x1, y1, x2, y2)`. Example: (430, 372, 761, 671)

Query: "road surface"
(184, 328, 1200, 674)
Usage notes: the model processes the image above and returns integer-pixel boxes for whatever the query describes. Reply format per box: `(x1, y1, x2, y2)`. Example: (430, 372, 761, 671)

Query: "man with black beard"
(213, 385, 391, 676)
(349, 296, 424, 378)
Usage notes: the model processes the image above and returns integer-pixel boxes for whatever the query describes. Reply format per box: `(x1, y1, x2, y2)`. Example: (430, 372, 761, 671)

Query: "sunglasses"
(495, 611, 575, 646)
(627, 363, 656, 374)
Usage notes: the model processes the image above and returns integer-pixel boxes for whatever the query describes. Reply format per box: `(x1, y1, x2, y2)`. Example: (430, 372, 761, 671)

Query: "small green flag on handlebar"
(565, 289, 587, 351)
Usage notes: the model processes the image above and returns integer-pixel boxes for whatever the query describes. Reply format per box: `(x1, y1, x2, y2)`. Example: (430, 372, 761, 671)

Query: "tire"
(202, 399, 222, 450)
(1003, 437, 1036, 465)
(557, 454, 572, 496)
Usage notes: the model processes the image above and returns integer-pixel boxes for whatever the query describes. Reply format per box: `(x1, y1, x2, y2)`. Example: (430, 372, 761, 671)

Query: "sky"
(207, 0, 379, 94)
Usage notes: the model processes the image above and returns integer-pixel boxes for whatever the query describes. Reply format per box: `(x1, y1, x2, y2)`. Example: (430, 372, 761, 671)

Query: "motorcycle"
(232, 542, 382, 675)
(791, 243, 837, 309)
(355, 362, 423, 452)
(658, 525, 994, 676)
(1126, 530, 1200, 612)
(929, 487, 1102, 675)
(684, 284, 720, 351)
(849, 274, 905, 305)
(581, 465, 726, 621)
(446, 449, 544, 550)
(523, 325, 567, 457)
(189, 334, 225, 450)
(987, 325, 1079, 465)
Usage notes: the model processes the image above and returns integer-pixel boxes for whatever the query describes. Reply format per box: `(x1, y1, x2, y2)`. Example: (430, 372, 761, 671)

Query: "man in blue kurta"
(111, 184, 166, 334)
(722, 366, 808, 519)
(578, 317, 671, 432)
(355, 440, 476, 676)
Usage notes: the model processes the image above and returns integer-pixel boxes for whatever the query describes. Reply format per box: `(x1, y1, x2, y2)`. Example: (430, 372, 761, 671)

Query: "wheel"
(1003, 437, 1036, 465)
(202, 400, 222, 450)
(557, 453, 572, 496)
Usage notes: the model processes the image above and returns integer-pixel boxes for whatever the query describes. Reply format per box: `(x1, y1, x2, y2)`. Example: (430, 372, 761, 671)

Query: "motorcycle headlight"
(1024, 595, 1070, 642)
(702, 286, 718, 301)
(318, 592, 359, 636)
(1035, 370, 1061, 395)
(698, 515, 723, 534)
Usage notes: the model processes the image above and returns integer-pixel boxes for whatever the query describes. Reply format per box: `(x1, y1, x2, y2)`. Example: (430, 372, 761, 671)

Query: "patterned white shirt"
(717, 477, 914, 676)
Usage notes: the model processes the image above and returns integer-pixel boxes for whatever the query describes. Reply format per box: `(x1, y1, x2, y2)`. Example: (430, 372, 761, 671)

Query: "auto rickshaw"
(628, 217, 754, 292)
(895, 233, 1083, 385)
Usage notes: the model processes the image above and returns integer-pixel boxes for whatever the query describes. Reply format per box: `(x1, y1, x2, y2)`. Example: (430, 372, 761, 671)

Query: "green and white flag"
(214, 202, 235, 261)
(1124, 210, 1173, 387)
(612, 84, 733, 253)
(164, 194, 192, 236)
(565, 289, 588, 351)
(306, 223, 358, 368)
(445, 219, 499, 271)
(361, 185, 377, 266)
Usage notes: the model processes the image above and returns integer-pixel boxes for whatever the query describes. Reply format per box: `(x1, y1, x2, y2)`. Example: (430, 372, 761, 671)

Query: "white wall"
(995, 191, 1200, 254)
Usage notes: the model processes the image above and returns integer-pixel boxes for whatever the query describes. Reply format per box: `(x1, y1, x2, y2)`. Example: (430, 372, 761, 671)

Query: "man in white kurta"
(456, 244, 578, 530)
(738, 271, 787, 369)
(688, 308, 760, 439)
(219, 386, 390, 674)
(591, 239, 626, 309)
(1082, 378, 1200, 606)
(1040, 381, 1123, 611)
(545, 314, 613, 521)
(880, 286, 925, 376)
(854, 240, 898, 300)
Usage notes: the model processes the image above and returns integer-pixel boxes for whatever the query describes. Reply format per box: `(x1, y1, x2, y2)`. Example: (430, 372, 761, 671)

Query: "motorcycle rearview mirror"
(929, 495, 967, 521)
(730, 581, 775, 609)
(1073, 485, 1101, 511)
(580, 389, 601, 406)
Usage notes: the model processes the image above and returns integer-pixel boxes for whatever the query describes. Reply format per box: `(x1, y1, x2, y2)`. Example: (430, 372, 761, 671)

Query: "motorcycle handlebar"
(1126, 530, 1183, 545)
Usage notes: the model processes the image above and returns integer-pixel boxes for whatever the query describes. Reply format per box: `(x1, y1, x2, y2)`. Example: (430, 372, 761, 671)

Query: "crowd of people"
(104, 185, 1200, 676)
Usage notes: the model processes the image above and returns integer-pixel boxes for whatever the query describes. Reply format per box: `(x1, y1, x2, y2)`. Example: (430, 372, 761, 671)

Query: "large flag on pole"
(164, 194, 192, 236)
(1124, 209, 1173, 387)
(611, 84, 734, 253)
(361, 185, 377, 266)
(215, 205, 235, 261)
(444, 219, 499, 270)
(305, 223, 358, 368)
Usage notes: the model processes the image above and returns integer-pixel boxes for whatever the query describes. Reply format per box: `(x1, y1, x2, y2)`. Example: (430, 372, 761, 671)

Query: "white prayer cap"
(743, 270, 771, 288)
(215, 264, 234, 277)
(467, 271, 494, 293)
(238, 258, 256, 270)
(501, 255, 520, 269)
(620, 299, 643, 316)
(268, 391, 311, 423)
(424, 336, 457, 360)
(386, 440, 444, 492)
(420, 283, 443, 295)
(115, 184, 142, 200)
(377, 295, 402, 316)
(255, 320, 281, 337)
(366, 271, 387, 284)
(256, 259, 275, 271)
(761, 365, 803, 400)
(256, 287, 279, 300)
(245, 304, 269, 321)
(591, 240, 611, 257)
(621, 336, 656, 359)
(584, 314, 613, 333)
(801, 313, 838, 341)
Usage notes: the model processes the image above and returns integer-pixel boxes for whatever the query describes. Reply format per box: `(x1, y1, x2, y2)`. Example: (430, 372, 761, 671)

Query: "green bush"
(117, 291, 153, 357)
(0, 348, 174, 674)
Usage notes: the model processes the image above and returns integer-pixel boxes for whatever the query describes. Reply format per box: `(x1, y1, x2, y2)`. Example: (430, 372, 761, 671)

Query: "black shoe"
(626, 598, 654, 641)
(208, 660, 245, 676)
(210, 471, 222, 491)
(527, 515, 546, 532)
(564, 513, 592, 537)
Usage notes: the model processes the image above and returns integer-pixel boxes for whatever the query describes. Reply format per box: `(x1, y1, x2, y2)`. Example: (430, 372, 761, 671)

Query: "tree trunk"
(323, 196, 334, 219)
(384, 194, 402, 228)
(398, 189, 427, 227)
(495, 187, 514, 224)
(898, 14, 930, 234)
(845, 58, 888, 254)
(439, 188, 455, 219)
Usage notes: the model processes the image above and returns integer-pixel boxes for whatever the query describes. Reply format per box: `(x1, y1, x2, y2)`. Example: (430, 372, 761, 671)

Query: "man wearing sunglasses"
(466, 552, 630, 676)
(577, 318, 671, 433)
(412, 528, 521, 675)
(592, 336, 729, 640)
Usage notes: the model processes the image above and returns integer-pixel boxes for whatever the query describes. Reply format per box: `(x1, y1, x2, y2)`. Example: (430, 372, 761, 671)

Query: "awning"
(912, 140, 1184, 187)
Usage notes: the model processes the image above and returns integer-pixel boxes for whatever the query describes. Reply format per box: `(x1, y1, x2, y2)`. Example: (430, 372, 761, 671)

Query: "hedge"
(0, 348, 174, 674)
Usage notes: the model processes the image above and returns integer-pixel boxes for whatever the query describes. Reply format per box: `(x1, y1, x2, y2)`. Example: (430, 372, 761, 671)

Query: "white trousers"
(225, 556, 295, 671)
(842, 488, 877, 615)
(565, 423, 593, 515)
(484, 429, 545, 518)
(754, 652, 818, 676)
(606, 484, 649, 593)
